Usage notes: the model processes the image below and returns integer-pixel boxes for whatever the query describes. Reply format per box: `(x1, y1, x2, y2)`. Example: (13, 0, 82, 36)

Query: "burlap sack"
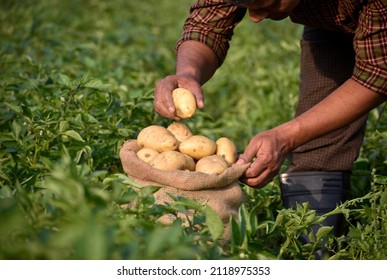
(119, 140, 250, 240)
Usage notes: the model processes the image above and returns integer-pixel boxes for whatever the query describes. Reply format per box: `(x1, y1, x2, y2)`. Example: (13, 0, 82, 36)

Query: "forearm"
(280, 78, 387, 150)
(176, 40, 219, 85)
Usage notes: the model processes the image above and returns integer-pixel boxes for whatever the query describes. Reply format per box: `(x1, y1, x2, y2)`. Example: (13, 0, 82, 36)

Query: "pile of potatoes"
(136, 123, 238, 175)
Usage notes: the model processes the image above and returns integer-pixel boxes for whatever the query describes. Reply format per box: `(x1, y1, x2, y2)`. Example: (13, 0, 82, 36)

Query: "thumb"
(236, 143, 258, 165)
(190, 87, 204, 109)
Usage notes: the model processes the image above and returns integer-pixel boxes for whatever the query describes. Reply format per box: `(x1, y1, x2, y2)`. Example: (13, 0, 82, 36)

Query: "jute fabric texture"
(119, 140, 250, 240)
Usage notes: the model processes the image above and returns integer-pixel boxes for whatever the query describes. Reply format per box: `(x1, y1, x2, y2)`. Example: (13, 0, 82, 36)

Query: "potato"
(137, 125, 178, 152)
(167, 122, 193, 144)
(216, 137, 238, 165)
(150, 150, 187, 171)
(179, 135, 217, 160)
(183, 154, 196, 171)
(172, 88, 196, 119)
(136, 148, 159, 164)
(195, 155, 229, 175)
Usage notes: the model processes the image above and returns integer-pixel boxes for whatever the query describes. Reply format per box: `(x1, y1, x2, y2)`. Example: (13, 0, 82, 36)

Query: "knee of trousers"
(279, 171, 350, 213)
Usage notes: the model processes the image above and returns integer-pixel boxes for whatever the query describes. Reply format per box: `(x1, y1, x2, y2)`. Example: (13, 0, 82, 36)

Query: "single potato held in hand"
(172, 88, 196, 119)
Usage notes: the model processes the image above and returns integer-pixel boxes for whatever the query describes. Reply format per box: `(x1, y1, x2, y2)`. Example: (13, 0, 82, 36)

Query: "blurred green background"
(0, 0, 386, 260)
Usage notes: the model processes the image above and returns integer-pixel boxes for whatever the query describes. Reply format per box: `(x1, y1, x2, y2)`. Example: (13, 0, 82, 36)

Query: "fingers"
(192, 87, 204, 109)
(240, 170, 275, 189)
(236, 137, 270, 188)
(237, 138, 262, 164)
(239, 153, 279, 189)
(236, 130, 288, 189)
(154, 77, 179, 120)
(240, 160, 278, 189)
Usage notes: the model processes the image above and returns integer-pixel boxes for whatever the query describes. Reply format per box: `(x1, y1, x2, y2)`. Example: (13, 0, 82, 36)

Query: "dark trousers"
(287, 26, 368, 172)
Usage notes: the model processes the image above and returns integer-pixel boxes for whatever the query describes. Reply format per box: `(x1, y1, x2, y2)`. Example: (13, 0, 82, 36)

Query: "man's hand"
(236, 127, 292, 188)
(154, 40, 219, 120)
(154, 75, 204, 120)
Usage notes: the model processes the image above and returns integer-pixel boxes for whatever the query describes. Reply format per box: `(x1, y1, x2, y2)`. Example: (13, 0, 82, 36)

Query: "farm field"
(0, 0, 386, 260)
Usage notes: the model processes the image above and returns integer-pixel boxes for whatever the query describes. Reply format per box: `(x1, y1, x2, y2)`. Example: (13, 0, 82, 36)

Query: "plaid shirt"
(177, 0, 387, 95)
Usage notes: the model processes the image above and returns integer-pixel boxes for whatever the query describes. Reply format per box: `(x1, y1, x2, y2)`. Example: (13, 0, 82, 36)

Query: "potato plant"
(0, 0, 386, 260)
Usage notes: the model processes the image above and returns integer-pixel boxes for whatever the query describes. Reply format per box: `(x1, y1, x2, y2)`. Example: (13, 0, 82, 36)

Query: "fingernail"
(236, 159, 245, 165)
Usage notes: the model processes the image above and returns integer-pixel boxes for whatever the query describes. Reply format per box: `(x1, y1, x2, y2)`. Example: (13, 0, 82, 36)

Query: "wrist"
(176, 40, 218, 85)
(274, 119, 303, 152)
(175, 72, 201, 84)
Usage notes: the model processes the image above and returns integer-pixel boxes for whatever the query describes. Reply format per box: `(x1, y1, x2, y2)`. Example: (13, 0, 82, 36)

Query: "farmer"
(153, 0, 387, 243)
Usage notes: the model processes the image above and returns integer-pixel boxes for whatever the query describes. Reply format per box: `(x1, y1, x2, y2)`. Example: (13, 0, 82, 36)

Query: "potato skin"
(179, 135, 217, 160)
(183, 154, 196, 171)
(172, 88, 196, 119)
(137, 148, 159, 164)
(167, 122, 193, 144)
(216, 137, 238, 165)
(150, 151, 187, 171)
(137, 125, 178, 152)
(195, 155, 229, 175)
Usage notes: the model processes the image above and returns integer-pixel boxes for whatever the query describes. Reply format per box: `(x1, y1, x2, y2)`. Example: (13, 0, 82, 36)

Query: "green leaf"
(168, 195, 202, 212)
(229, 215, 242, 246)
(139, 185, 161, 197)
(308, 230, 316, 243)
(61, 130, 85, 142)
(377, 130, 387, 139)
(248, 205, 258, 235)
(304, 210, 316, 224)
(275, 212, 284, 224)
(238, 204, 248, 237)
(4, 102, 22, 113)
(59, 120, 69, 133)
(59, 73, 72, 88)
(11, 120, 23, 139)
(203, 204, 224, 240)
(0, 186, 13, 199)
(84, 79, 108, 91)
(373, 175, 387, 185)
(316, 226, 333, 241)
